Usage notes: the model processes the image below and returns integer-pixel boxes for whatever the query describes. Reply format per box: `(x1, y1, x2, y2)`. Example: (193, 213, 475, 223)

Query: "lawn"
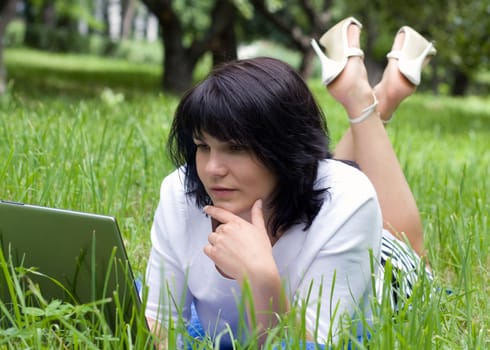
(1, 47, 489, 349)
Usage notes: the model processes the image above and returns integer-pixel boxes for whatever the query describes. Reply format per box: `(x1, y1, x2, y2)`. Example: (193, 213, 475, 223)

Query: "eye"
(229, 144, 248, 152)
(193, 139, 209, 151)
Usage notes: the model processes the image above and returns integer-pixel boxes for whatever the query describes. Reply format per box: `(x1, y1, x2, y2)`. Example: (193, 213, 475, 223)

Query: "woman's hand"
(203, 199, 278, 284)
(204, 199, 287, 342)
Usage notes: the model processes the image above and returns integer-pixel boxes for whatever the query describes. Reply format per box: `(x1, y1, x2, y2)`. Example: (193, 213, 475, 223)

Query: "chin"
(212, 202, 249, 216)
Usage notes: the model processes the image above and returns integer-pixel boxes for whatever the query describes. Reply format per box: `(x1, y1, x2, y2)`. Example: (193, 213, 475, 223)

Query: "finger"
(208, 232, 219, 245)
(250, 199, 266, 229)
(204, 205, 239, 224)
(203, 244, 214, 258)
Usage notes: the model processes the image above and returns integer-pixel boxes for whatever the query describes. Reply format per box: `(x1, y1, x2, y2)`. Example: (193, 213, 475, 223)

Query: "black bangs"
(183, 72, 259, 146)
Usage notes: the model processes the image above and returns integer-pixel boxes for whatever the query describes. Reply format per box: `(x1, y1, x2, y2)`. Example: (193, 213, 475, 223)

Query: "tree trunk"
(211, 27, 237, 66)
(451, 68, 469, 96)
(364, 14, 384, 87)
(298, 48, 315, 78)
(251, 0, 334, 80)
(161, 33, 196, 94)
(0, 0, 17, 94)
(157, 2, 197, 93)
(142, 0, 239, 94)
(121, 0, 136, 39)
(210, 2, 237, 66)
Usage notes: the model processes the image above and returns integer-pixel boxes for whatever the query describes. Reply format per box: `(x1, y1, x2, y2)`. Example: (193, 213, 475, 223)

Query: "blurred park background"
(0, 0, 489, 97)
(0, 1, 489, 348)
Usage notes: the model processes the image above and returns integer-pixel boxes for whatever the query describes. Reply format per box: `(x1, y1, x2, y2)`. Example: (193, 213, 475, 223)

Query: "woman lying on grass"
(144, 17, 436, 348)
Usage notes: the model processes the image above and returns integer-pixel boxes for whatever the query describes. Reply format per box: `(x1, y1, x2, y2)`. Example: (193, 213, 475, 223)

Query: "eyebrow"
(192, 134, 205, 142)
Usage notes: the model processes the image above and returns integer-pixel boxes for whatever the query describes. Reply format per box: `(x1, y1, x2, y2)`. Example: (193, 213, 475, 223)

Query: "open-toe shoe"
(311, 17, 364, 86)
(387, 26, 436, 86)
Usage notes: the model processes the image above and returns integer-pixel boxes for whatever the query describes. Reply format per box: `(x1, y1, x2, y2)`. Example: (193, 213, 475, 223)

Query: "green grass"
(1, 47, 489, 348)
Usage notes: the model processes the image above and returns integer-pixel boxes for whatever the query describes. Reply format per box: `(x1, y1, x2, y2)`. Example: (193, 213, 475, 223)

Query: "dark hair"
(168, 57, 332, 235)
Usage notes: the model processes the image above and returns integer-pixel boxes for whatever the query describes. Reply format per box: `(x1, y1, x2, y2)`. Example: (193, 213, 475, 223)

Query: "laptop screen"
(0, 200, 143, 335)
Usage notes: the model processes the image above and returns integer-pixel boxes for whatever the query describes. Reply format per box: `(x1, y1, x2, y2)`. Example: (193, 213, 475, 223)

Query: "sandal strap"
(386, 50, 402, 60)
(346, 47, 364, 58)
(349, 92, 379, 124)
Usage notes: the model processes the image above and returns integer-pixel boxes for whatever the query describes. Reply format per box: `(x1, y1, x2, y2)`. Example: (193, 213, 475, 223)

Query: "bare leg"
(329, 25, 425, 256)
(336, 31, 414, 159)
(334, 128, 354, 161)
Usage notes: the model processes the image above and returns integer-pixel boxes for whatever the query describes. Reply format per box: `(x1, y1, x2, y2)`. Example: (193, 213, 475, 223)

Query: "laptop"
(0, 199, 147, 339)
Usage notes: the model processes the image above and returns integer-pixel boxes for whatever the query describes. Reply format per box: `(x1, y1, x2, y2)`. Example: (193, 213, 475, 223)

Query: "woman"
(144, 17, 435, 348)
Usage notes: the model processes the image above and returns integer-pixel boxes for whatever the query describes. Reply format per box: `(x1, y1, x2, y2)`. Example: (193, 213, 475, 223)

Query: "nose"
(204, 151, 228, 177)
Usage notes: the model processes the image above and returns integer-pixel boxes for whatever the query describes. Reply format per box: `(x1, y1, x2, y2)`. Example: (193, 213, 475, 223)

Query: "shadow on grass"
(8, 66, 162, 99)
(388, 95, 490, 135)
(5, 47, 165, 100)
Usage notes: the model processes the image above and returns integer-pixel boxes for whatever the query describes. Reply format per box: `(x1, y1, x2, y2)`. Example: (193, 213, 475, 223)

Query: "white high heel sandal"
(387, 26, 437, 86)
(311, 17, 378, 124)
(311, 17, 364, 86)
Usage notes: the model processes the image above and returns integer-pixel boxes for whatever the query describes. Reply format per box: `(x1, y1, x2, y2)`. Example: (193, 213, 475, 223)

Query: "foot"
(327, 24, 375, 121)
(312, 17, 364, 86)
(374, 31, 418, 123)
(375, 26, 436, 123)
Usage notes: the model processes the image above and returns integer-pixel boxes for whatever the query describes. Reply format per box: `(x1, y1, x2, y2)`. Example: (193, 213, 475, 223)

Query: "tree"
(0, 0, 17, 94)
(23, 0, 102, 52)
(249, 0, 334, 79)
(431, 0, 490, 95)
(120, 0, 136, 39)
(141, 0, 237, 94)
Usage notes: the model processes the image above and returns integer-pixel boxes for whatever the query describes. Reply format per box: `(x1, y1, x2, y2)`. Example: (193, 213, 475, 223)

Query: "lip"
(209, 187, 236, 198)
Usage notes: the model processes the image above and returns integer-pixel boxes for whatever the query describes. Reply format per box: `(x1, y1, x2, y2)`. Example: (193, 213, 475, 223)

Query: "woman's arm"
(146, 317, 167, 349)
(145, 174, 193, 344)
(203, 199, 289, 345)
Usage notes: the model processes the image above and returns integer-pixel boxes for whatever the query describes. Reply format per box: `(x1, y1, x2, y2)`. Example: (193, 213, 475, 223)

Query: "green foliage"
(434, 0, 490, 73)
(24, 24, 93, 52)
(27, 0, 103, 31)
(1, 48, 490, 348)
(4, 47, 162, 98)
(230, 0, 254, 19)
(22, 0, 103, 53)
(55, 0, 104, 31)
(3, 20, 25, 47)
(173, 0, 213, 37)
(111, 39, 163, 64)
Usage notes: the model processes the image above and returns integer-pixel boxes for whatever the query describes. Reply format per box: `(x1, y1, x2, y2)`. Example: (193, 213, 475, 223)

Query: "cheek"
(195, 153, 205, 177)
(253, 169, 277, 198)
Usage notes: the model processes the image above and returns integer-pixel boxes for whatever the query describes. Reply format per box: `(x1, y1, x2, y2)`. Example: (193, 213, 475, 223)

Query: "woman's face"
(194, 132, 277, 220)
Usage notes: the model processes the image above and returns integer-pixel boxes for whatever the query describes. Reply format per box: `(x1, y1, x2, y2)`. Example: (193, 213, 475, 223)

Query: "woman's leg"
(330, 26, 425, 256)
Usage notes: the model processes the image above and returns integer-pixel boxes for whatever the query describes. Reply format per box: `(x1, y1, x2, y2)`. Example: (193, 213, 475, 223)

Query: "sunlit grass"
(1, 48, 489, 348)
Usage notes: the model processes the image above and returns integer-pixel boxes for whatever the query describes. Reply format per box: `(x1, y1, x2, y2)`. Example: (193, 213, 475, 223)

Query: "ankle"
(341, 82, 375, 118)
(349, 92, 379, 124)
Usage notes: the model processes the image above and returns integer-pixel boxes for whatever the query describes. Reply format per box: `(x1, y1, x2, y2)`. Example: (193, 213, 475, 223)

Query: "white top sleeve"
(145, 170, 194, 324)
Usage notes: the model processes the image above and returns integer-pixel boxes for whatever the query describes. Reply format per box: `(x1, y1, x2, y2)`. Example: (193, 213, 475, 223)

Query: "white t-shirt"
(145, 159, 383, 345)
